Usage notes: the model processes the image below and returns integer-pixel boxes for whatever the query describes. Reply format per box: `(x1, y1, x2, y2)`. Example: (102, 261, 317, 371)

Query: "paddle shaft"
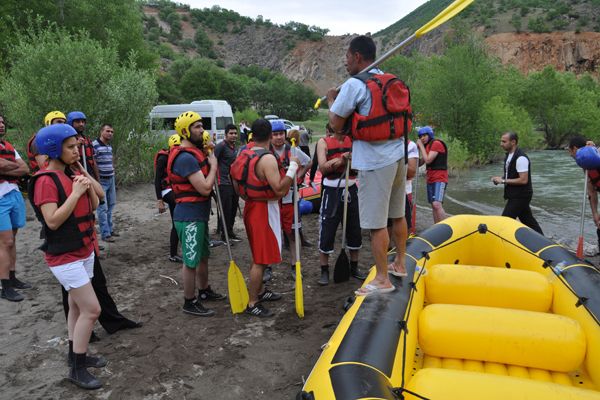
(340, 161, 351, 249)
(213, 182, 234, 261)
(411, 163, 418, 235)
(577, 170, 588, 258)
(293, 163, 301, 263)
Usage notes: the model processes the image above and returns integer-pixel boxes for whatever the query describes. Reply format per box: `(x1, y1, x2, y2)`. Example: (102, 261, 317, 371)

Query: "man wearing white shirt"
(492, 132, 543, 234)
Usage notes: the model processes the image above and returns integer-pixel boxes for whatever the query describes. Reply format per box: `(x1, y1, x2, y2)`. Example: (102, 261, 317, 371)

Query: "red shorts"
(243, 200, 282, 265)
(280, 202, 301, 235)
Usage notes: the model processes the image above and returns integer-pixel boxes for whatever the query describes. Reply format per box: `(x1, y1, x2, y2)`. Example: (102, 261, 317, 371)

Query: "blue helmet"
(66, 111, 87, 126)
(576, 146, 600, 170)
(270, 119, 286, 133)
(36, 124, 78, 159)
(418, 126, 434, 140)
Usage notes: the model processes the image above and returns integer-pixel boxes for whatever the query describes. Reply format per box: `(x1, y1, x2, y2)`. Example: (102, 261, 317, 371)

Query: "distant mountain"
(142, 0, 600, 94)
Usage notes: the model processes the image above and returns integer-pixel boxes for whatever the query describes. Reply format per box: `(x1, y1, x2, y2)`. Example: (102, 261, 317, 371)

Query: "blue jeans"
(97, 176, 116, 239)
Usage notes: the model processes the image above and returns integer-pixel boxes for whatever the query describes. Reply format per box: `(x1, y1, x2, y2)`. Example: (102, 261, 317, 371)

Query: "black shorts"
(318, 184, 362, 254)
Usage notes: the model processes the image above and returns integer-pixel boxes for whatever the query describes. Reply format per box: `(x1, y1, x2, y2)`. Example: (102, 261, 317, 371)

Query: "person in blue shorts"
(0, 114, 32, 302)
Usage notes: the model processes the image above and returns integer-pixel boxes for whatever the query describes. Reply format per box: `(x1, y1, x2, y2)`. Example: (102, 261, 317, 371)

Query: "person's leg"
(0, 229, 13, 280)
(431, 182, 447, 223)
(318, 186, 339, 284)
(229, 189, 240, 236)
(97, 179, 111, 239)
(516, 198, 544, 235)
(67, 292, 80, 342)
(248, 263, 266, 307)
(389, 217, 408, 275)
(219, 185, 233, 239)
(387, 161, 407, 275)
(501, 198, 521, 219)
(8, 192, 28, 287)
(164, 192, 179, 258)
(106, 177, 116, 235)
(356, 166, 396, 292)
(195, 257, 208, 290)
(69, 283, 101, 354)
(346, 185, 365, 279)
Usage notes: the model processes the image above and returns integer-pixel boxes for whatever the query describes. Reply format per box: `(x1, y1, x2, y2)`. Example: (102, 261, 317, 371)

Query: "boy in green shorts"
(166, 111, 225, 317)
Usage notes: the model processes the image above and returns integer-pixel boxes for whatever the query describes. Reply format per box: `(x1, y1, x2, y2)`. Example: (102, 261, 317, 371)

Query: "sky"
(180, 0, 430, 36)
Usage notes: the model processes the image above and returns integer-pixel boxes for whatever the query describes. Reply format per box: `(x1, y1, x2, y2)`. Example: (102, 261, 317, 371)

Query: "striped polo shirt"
(92, 138, 114, 178)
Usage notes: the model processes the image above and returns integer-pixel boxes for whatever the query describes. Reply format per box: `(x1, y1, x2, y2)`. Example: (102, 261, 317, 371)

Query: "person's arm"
(260, 155, 295, 198)
(417, 140, 439, 165)
(506, 157, 529, 185)
(187, 152, 217, 196)
(588, 177, 600, 227)
(39, 176, 90, 230)
(154, 155, 167, 200)
(407, 157, 418, 180)
(73, 161, 104, 200)
(317, 138, 346, 176)
(309, 148, 319, 182)
(0, 158, 29, 177)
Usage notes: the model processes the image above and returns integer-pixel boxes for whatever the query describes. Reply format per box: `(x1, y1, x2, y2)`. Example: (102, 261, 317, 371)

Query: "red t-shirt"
(426, 140, 448, 184)
(33, 170, 96, 266)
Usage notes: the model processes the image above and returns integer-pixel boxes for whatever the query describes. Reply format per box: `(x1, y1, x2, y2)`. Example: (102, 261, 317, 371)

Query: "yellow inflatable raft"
(298, 215, 600, 399)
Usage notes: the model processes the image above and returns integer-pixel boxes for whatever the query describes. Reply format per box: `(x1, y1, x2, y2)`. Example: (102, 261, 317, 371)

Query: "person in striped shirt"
(92, 124, 117, 242)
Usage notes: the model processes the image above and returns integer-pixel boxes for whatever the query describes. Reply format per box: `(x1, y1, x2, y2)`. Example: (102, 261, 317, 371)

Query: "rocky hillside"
(142, 1, 600, 95)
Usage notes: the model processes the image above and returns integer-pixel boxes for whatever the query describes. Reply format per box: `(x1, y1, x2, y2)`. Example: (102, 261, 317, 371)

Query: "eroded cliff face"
(485, 32, 600, 75)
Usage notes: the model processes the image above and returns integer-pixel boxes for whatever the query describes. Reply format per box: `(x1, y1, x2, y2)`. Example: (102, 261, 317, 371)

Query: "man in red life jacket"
(568, 135, 600, 252)
(167, 111, 225, 317)
(327, 36, 410, 295)
(154, 134, 182, 263)
(67, 111, 99, 180)
(315, 127, 365, 285)
(230, 119, 299, 317)
(0, 114, 32, 302)
(26, 111, 66, 173)
(269, 119, 311, 281)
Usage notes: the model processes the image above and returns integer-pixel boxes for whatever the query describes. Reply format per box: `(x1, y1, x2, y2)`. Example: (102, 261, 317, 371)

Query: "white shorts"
(50, 251, 95, 291)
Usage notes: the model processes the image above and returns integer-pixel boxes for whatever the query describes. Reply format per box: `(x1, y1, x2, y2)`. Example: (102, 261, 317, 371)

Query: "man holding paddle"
(230, 119, 297, 317)
(327, 36, 410, 295)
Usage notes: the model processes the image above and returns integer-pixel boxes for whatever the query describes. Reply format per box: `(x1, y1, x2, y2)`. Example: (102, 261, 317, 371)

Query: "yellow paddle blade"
(415, 0, 475, 38)
(313, 97, 322, 110)
(295, 261, 304, 318)
(228, 260, 249, 314)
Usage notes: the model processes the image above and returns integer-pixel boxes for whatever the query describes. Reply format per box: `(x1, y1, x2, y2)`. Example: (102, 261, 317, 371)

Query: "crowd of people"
(2, 34, 594, 392)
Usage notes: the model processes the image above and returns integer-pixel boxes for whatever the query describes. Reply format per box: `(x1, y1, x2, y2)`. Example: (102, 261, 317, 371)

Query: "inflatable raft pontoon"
(299, 215, 600, 399)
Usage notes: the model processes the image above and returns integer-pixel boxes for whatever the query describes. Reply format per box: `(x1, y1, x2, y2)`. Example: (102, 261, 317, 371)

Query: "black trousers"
(62, 252, 132, 334)
(502, 196, 543, 235)
(162, 191, 179, 257)
(217, 184, 239, 237)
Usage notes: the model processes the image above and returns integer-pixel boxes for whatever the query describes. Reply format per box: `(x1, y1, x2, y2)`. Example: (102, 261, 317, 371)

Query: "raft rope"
(484, 227, 600, 326)
(392, 224, 599, 398)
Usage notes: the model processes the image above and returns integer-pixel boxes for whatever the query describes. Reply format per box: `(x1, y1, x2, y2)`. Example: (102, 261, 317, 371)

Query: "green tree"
(0, 27, 158, 183)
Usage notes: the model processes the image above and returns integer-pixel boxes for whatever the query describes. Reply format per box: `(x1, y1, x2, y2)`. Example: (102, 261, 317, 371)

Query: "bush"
(0, 27, 158, 184)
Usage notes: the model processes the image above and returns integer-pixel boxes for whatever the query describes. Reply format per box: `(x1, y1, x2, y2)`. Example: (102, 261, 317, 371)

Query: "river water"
(412, 150, 596, 251)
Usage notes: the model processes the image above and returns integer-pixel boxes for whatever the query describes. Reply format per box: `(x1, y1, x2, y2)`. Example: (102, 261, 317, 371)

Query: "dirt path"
(0, 184, 380, 399)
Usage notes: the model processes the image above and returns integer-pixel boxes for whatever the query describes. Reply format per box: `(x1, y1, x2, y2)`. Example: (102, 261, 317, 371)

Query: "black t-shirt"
(214, 141, 237, 186)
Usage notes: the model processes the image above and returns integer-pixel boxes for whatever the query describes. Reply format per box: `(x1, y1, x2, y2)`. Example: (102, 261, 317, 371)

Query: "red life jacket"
(0, 140, 20, 184)
(166, 146, 210, 203)
(28, 170, 95, 255)
(271, 143, 304, 184)
(79, 135, 97, 177)
(26, 135, 42, 173)
(153, 149, 171, 190)
(324, 136, 357, 180)
(588, 169, 600, 189)
(231, 148, 282, 201)
(350, 72, 412, 143)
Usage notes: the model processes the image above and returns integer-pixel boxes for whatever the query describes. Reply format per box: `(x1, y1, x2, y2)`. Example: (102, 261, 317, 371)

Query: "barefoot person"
(167, 111, 225, 317)
(327, 36, 410, 295)
(0, 114, 32, 302)
(30, 124, 105, 389)
(230, 119, 297, 317)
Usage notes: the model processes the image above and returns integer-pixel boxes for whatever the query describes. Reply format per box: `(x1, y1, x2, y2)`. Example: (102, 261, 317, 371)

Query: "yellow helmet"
(44, 111, 66, 126)
(202, 131, 211, 148)
(174, 111, 202, 139)
(248, 132, 253, 142)
(168, 134, 181, 149)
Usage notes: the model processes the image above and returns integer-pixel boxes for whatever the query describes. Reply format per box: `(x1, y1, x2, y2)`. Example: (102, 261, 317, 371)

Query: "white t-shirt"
(405, 141, 419, 195)
(505, 152, 529, 180)
(0, 149, 21, 198)
(274, 146, 310, 204)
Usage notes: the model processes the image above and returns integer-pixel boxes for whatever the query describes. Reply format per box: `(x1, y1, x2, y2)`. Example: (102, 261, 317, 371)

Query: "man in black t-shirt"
(215, 124, 241, 242)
